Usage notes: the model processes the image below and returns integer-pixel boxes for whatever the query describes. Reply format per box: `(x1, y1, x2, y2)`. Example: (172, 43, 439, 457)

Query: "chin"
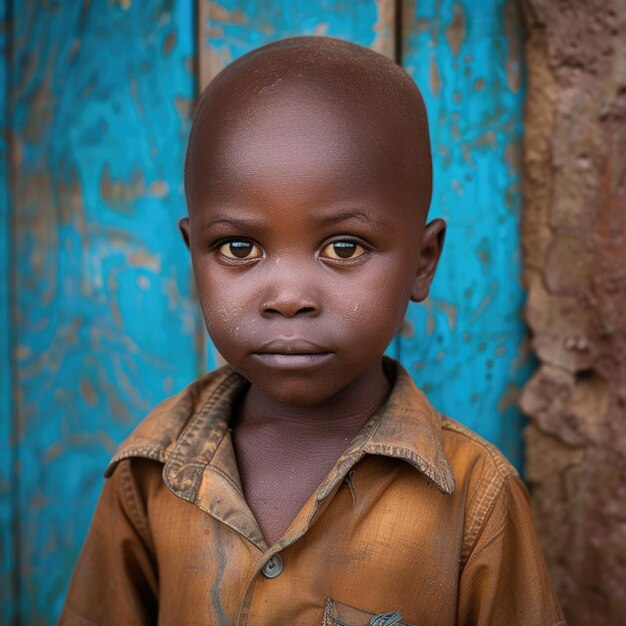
(253, 374, 342, 408)
(266, 386, 333, 408)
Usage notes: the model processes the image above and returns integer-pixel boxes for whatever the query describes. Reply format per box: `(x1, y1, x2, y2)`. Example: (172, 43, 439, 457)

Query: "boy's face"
(181, 80, 443, 407)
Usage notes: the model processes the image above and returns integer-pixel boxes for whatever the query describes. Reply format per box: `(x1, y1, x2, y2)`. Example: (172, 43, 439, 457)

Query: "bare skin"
(180, 37, 444, 545)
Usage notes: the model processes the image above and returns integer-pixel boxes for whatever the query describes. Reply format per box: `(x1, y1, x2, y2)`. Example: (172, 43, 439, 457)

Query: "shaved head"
(185, 36, 432, 217)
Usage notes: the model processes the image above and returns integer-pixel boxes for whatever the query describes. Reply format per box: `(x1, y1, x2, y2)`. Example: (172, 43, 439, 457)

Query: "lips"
(256, 338, 332, 354)
(251, 338, 334, 370)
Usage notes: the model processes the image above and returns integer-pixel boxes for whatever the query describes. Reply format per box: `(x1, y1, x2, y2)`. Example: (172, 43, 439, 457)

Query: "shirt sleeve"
(457, 475, 566, 626)
(58, 459, 158, 626)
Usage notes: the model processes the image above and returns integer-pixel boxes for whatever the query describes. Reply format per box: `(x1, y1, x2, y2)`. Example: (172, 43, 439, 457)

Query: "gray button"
(261, 553, 284, 579)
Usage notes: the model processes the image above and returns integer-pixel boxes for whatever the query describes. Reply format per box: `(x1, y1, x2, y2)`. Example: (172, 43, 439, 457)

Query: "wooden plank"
(11, 2, 198, 622)
(0, 1, 16, 623)
(400, 0, 529, 467)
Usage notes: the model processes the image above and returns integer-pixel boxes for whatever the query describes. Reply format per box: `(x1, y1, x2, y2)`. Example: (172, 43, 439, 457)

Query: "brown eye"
(218, 240, 262, 260)
(320, 240, 366, 260)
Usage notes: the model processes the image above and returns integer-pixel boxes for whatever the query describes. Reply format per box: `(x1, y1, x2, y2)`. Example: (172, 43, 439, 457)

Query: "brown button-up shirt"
(60, 360, 565, 626)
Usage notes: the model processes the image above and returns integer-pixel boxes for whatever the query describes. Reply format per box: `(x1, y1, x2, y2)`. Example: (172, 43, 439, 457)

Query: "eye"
(218, 240, 262, 260)
(320, 240, 367, 261)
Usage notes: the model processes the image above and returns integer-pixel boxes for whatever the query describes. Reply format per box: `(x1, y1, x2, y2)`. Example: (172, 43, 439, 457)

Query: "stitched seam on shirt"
(315, 405, 385, 500)
(356, 404, 386, 448)
(441, 417, 518, 480)
(108, 445, 166, 467)
(360, 441, 454, 495)
(461, 475, 511, 567)
(384, 445, 440, 477)
(294, 480, 345, 549)
(362, 405, 456, 493)
(467, 523, 507, 558)
(118, 459, 153, 549)
(441, 416, 520, 564)
(193, 500, 261, 548)
(206, 463, 244, 496)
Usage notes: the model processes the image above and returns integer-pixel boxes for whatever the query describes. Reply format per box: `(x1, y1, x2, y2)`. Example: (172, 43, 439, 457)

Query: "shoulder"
(439, 420, 565, 623)
(440, 415, 519, 484)
(438, 415, 528, 563)
(104, 365, 241, 477)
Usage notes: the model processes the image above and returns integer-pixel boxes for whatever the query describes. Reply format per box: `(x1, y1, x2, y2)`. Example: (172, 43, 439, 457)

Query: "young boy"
(60, 37, 564, 625)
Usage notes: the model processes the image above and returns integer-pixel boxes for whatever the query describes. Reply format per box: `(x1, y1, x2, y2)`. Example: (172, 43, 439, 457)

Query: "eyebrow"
(201, 217, 262, 231)
(319, 211, 389, 229)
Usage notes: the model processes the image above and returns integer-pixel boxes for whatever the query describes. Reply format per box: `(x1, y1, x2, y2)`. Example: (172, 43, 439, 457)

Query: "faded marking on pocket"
(369, 611, 404, 625)
(323, 598, 413, 626)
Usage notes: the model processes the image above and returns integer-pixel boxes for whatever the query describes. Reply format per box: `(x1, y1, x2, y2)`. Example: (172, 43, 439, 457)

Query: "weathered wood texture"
(401, 0, 530, 466)
(520, 1, 626, 623)
(10, 1, 197, 622)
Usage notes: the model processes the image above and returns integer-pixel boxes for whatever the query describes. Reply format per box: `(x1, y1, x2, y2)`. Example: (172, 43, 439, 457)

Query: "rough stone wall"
(520, 1, 626, 624)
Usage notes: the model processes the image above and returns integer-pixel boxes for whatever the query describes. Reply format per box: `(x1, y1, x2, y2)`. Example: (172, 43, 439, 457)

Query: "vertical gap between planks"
(197, 0, 223, 94)
(394, 0, 403, 65)
(9, 5, 20, 623)
(195, 0, 228, 371)
(190, 0, 201, 99)
(4, 0, 20, 621)
(191, 0, 207, 377)
(394, 0, 403, 361)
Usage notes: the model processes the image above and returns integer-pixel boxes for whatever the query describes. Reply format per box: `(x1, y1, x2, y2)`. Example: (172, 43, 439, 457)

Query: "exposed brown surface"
(520, 1, 626, 623)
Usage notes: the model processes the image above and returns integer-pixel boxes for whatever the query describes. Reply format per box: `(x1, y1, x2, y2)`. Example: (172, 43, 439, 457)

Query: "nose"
(260, 273, 321, 319)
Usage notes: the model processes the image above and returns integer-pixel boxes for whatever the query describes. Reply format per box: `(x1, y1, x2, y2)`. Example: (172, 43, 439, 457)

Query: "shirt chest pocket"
(322, 598, 415, 626)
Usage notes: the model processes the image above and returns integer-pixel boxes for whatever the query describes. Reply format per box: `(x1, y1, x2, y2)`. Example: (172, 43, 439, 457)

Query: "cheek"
(330, 259, 415, 336)
(201, 296, 245, 343)
(192, 262, 249, 345)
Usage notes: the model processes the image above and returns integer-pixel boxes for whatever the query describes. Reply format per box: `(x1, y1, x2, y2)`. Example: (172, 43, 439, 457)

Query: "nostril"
(261, 303, 318, 318)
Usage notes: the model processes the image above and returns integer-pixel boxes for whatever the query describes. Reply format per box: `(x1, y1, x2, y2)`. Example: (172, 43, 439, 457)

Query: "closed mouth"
(251, 353, 334, 370)
(255, 338, 333, 355)
(251, 340, 334, 369)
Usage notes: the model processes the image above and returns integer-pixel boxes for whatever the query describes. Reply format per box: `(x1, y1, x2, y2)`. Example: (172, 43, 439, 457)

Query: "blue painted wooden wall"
(6, 2, 199, 622)
(400, 0, 529, 464)
(0, 1, 527, 622)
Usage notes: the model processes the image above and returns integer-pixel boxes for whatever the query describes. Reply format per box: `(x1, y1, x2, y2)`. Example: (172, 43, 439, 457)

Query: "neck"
(236, 359, 391, 437)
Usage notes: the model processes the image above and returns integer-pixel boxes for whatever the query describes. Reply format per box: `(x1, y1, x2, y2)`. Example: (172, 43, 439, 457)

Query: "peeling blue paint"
(11, 1, 197, 622)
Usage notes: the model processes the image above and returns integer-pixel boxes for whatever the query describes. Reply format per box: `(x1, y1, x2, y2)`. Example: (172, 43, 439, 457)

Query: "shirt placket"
(236, 444, 377, 625)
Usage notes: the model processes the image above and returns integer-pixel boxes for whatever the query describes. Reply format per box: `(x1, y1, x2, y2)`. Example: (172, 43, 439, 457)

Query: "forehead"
(201, 84, 399, 197)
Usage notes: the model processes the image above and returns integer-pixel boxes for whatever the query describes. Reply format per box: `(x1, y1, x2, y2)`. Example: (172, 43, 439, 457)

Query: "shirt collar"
(106, 358, 455, 496)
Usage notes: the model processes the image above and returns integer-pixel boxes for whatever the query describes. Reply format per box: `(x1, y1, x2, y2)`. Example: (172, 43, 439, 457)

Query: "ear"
(410, 218, 446, 302)
(178, 217, 191, 250)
